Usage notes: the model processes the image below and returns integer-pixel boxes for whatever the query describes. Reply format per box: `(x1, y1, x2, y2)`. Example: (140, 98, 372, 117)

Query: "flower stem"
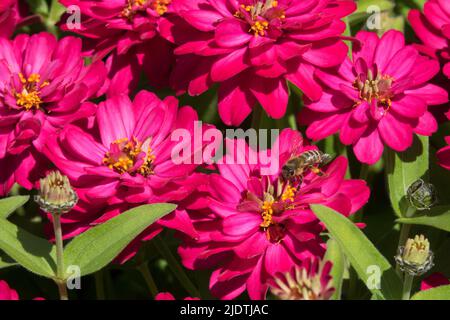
(251, 105, 262, 130)
(396, 207, 416, 275)
(52, 213, 68, 300)
(137, 263, 158, 297)
(95, 270, 106, 300)
(402, 274, 414, 300)
(153, 236, 200, 297)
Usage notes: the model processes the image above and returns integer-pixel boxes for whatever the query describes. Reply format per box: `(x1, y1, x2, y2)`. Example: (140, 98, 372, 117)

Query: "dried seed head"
(34, 171, 78, 215)
(406, 179, 437, 210)
(395, 234, 434, 276)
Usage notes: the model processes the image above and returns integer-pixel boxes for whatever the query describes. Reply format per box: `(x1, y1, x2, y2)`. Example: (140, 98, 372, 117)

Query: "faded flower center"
(272, 267, 331, 300)
(14, 73, 49, 111)
(121, 0, 171, 19)
(103, 137, 155, 176)
(354, 69, 394, 110)
(235, 0, 286, 37)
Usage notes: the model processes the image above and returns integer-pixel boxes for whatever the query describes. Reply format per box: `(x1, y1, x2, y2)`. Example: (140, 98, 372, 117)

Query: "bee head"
(281, 164, 295, 179)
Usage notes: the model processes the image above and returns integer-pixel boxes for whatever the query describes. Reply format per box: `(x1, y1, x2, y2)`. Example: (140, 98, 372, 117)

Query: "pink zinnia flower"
(409, 0, 450, 79)
(44, 90, 211, 262)
(437, 113, 450, 170)
(160, 0, 355, 126)
(59, 0, 175, 94)
(269, 258, 334, 300)
(0, 280, 44, 300)
(420, 273, 450, 291)
(300, 30, 449, 165)
(0, 280, 19, 300)
(0, 32, 107, 195)
(0, 0, 23, 38)
(179, 129, 369, 299)
(155, 292, 200, 300)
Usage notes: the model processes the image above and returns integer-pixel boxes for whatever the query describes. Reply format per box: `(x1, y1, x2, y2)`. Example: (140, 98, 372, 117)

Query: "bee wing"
(288, 134, 304, 159)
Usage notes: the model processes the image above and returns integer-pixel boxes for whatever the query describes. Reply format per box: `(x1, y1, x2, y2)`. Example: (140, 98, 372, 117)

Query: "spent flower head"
(34, 171, 78, 215)
(407, 179, 437, 210)
(395, 234, 434, 276)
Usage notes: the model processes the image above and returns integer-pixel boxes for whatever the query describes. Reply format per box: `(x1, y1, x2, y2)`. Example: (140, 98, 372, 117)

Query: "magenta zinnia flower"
(45, 90, 211, 262)
(160, 0, 355, 126)
(409, 0, 450, 79)
(300, 30, 449, 165)
(179, 129, 369, 299)
(0, 0, 23, 38)
(0, 32, 107, 195)
(59, 0, 175, 93)
(0, 280, 19, 300)
(420, 273, 450, 291)
(155, 292, 200, 300)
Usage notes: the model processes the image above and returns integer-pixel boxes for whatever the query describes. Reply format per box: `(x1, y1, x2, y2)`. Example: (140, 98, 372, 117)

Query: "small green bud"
(395, 234, 434, 276)
(406, 179, 437, 210)
(34, 171, 78, 215)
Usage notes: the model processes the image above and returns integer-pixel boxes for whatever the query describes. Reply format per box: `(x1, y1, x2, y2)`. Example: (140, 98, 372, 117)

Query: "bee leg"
(311, 166, 327, 177)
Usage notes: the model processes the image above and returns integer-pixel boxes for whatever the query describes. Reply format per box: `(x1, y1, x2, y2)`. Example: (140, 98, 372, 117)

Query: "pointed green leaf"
(311, 205, 403, 299)
(0, 219, 56, 277)
(385, 136, 429, 217)
(64, 203, 176, 277)
(411, 285, 450, 300)
(0, 252, 18, 269)
(324, 238, 345, 300)
(0, 196, 30, 219)
(396, 206, 450, 232)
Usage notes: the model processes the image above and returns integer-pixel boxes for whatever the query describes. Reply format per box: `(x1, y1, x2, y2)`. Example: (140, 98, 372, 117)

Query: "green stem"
(52, 213, 68, 300)
(95, 270, 106, 300)
(153, 236, 200, 297)
(396, 207, 416, 275)
(251, 105, 262, 130)
(137, 263, 158, 297)
(402, 274, 414, 300)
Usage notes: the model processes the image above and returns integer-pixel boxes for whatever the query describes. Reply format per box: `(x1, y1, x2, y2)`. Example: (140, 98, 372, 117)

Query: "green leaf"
(311, 205, 403, 299)
(411, 285, 450, 300)
(64, 203, 176, 277)
(0, 219, 56, 278)
(396, 206, 450, 232)
(385, 136, 429, 217)
(0, 195, 30, 219)
(0, 252, 18, 269)
(324, 238, 345, 300)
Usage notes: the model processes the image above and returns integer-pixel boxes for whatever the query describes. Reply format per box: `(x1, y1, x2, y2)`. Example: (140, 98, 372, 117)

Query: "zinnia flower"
(44, 90, 211, 262)
(59, 0, 175, 94)
(437, 113, 450, 170)
(0, 32, 107, 195)
(269, 257, 334, 300)
(155, 292, 200, 300)
(0, 0, 23, 38)
(0, 280, 19, 300)
(178, 129, 369, 299)
(409, 0, 450, 79)
(300, 30, 449, 165)
(420, 273, 450, 291)
(0, 280, 44, 300)
(160, 0, 355, 126)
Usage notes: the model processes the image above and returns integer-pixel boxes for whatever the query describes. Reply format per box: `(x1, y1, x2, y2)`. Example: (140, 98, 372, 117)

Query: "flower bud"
(269, 259, 334, 300)
(34, 171, 78, 215)
(395, 234, 434, 276)
(406, 179, 437, 210)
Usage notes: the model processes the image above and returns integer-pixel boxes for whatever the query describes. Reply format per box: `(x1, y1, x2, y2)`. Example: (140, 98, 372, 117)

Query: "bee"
(281, 150, 333, 182)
